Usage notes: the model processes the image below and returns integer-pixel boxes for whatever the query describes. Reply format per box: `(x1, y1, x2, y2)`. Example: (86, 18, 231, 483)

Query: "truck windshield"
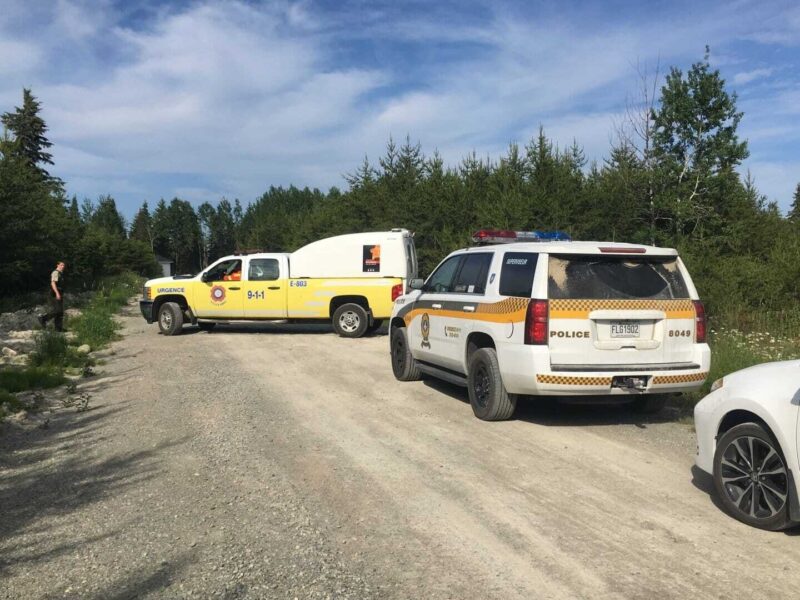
(548, 255, 689, 300)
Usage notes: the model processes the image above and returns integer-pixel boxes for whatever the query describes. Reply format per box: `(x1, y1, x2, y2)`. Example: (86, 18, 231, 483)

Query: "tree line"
(1, 50, 798, 328)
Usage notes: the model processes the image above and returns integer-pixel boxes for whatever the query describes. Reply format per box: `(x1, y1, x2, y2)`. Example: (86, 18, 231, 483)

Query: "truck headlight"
(710, 378, 723, 392)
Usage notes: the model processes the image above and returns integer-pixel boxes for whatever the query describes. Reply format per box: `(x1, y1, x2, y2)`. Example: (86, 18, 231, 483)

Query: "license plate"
(610, 321, 640, 338)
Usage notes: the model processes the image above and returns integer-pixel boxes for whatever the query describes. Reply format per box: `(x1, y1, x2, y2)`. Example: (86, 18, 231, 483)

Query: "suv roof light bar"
(472, 229, 571, 245)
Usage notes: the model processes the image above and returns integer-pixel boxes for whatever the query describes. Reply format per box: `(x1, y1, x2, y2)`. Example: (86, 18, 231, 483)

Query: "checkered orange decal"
(475, 297, 529, 315)
(536, 374, 613, 386)
(652, 372, 708, 385)
(550, 299, 695, 319)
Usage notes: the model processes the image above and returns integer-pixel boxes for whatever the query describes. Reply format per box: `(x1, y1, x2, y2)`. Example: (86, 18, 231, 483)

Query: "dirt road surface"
(2, 305, 799, 599)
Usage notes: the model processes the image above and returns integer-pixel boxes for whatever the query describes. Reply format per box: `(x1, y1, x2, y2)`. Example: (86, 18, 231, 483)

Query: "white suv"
(389, 230, 711, 420)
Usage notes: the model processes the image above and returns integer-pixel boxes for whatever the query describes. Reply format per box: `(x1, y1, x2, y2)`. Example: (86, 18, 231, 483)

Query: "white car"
(695, 360, 800, 530)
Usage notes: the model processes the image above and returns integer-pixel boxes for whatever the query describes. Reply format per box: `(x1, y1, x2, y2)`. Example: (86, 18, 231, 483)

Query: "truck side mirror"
(409, 278, 424, 290)
(201, 272, 210, 283)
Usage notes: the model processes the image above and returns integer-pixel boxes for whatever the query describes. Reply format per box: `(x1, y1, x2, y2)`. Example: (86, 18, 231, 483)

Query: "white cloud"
(733, 68, 774, 85)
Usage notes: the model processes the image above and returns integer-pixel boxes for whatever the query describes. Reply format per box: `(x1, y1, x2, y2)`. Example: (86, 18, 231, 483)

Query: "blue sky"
(1, 0, 798, 218)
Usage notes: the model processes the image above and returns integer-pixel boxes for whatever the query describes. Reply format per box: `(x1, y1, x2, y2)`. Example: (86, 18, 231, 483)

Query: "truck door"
(242, 257, 287, 318)
(194, 258, 245, 318)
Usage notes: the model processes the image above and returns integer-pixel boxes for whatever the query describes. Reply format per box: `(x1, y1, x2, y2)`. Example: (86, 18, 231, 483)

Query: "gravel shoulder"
(2, 307, 799, 599)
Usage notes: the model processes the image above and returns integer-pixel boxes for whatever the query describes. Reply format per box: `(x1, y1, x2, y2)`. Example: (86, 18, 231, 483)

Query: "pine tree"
(0, 89, 57, 183)
(788, 183, 800, 222)
(130, 201, 154, 250)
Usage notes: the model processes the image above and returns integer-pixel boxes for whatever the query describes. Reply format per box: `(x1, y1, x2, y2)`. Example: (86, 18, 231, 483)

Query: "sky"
(1, 0, 799, 218)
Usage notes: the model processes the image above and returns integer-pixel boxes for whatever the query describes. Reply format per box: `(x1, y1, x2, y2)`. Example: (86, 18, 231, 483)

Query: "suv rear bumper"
(140, 300, 155, 324)
(499, 343, 711, 396)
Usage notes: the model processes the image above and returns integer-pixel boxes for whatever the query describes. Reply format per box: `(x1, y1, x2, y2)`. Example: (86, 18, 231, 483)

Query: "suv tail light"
(391, 283, 403, 301)
(693, 300, 707, 343)
(525, 300, 549, 345)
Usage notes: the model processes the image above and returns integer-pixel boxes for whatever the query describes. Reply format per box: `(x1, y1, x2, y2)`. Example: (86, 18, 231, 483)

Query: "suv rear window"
(500, 252, 539, 297)
(548, 255, 689, 300)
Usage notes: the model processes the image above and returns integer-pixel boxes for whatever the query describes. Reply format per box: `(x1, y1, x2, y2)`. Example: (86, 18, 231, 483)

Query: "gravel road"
(2, 305, 800, 599)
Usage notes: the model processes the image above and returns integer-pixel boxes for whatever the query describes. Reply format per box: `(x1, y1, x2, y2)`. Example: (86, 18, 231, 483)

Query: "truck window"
(452, 253, 492, 294)
(548, 255, 690, 300)
(424, 256, 463, 293)
(499, 252, 539, 297)
(205, 259, 242, 282)
(249, 258, 280, 281)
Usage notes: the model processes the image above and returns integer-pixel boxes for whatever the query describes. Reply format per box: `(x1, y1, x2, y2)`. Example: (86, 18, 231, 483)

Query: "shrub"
(0, 367, 64, 392)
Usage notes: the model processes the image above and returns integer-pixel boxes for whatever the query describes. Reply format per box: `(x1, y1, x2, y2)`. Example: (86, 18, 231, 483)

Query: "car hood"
(726, 359, 800, 387)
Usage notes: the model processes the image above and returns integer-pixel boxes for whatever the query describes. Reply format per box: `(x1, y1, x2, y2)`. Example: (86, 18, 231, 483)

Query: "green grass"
(1, 272, 143, 421)
(0, 367, 65, 393)
(70, 272, 143, 350)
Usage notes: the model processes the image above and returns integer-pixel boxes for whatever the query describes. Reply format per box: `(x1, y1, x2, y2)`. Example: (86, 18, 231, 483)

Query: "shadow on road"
(0, 401, 189, 577)
(422, 377, 681, 427)
(162, 322, 389, 337)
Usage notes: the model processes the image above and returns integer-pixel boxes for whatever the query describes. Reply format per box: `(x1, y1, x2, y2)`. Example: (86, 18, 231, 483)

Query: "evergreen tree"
(90, 195, 127, 238)
(788, 183, 800, 222)
(130, 201, 154, 250)
(0, 88, 57, 184)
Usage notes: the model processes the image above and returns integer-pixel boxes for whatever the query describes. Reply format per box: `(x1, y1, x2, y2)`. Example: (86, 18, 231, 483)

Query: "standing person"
(39, 261, 66, 332)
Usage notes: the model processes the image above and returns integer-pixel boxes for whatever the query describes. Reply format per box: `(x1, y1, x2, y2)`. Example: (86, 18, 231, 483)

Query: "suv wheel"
(158, 302, 184, 336)
(333, 303, 369, 338)
(467, 348, 516, 421)
(713, 423, 792, 530)
(391, 327, 421, 381)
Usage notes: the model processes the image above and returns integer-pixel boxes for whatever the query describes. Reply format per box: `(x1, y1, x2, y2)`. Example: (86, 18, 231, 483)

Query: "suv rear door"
(546, 253, 697, 370)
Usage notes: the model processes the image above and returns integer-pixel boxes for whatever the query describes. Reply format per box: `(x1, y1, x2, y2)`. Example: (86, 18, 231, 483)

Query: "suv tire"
(158, 302, 184, 336)
(713, 423, 792, 531)
(333, 303, 369, 338)
(391, 327, 421, 381)
(467, 348, 516, 421)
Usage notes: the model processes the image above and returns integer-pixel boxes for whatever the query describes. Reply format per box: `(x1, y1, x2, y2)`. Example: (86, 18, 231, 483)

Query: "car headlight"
(710, 378, 723, 392)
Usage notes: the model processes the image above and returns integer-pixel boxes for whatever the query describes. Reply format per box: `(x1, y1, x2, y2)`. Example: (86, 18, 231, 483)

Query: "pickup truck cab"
(140, 229, 417, 337)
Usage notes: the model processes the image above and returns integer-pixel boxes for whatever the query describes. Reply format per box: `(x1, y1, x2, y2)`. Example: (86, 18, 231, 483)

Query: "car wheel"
(332, 303, 368, 338)
(467, 348, 516, 421)
(197, 322, 216, 332)
(713, 423, 792, 530)
(391, 327, 421, 381)
(158, 302, 184, 336)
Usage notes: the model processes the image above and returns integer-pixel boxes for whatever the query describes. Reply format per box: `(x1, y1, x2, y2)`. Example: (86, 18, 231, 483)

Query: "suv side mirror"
(409, 278, 424, 290)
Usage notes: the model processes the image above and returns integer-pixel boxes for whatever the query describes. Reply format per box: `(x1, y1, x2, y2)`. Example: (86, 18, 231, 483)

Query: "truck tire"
(158, 302, 184, 336)
(467, 348, 516, 421)
(391, 327, 421, 381)
(333, 303, 368, 338)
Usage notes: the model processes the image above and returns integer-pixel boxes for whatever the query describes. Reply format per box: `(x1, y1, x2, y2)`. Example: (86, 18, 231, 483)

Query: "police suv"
(389, 230, 710, 420)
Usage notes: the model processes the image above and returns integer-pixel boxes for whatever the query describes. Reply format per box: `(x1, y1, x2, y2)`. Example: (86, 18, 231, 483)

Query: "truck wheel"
(391, 327, 421, 381)
(158, 302, 184, 336)
(467, 348, 516, 421)
(333, 303, 368, 338)
(197, 322, 216, 332)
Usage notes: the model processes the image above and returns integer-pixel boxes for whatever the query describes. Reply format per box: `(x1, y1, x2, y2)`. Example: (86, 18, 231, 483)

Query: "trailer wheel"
(333, 303, 368, 338)
(158, 302, 184, 336)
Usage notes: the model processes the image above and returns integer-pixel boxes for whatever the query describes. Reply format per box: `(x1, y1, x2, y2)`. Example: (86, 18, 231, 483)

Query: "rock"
(8, 330, 34, 340)
(65, 331, 77, 342)
(10, 355, 28, 366)
(77, 344, 91, 354)
(2, 347, 18, 357)
(65, 308, 82, 319)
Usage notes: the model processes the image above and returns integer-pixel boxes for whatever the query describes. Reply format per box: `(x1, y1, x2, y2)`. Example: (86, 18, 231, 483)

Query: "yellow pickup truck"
(140, 229, 417, 337)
